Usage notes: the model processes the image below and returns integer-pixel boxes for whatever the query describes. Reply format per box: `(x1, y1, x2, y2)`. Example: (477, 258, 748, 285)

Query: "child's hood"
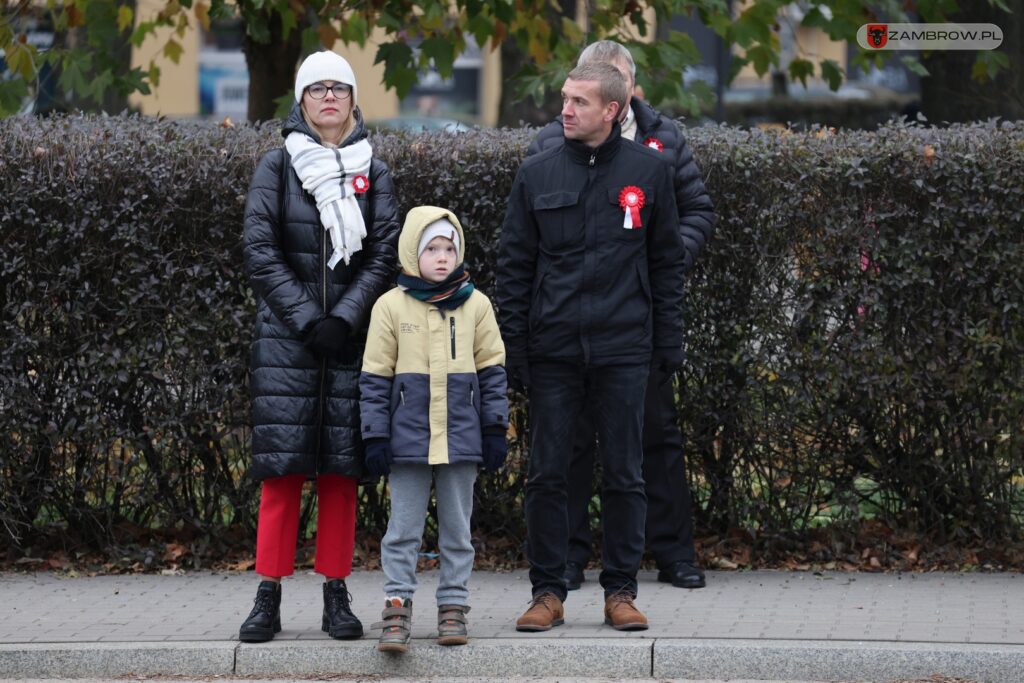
(399, 206, 466, 277)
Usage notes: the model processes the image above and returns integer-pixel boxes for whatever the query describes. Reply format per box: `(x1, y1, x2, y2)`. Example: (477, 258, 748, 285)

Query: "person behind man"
(527, 40, 715, 592)
(497, 62, 686, 632)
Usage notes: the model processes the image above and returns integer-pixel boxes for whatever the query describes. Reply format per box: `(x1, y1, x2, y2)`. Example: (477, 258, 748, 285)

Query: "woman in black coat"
(238, 50, 400, 643)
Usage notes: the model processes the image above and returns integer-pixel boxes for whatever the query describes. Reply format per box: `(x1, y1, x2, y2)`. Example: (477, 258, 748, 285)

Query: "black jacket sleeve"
(669, 121, 716, 276)
(329, 158, 400, 330)
(243, 149, 321, 337)
(496, 167, 538, 359)
(647, 161, 686, 351)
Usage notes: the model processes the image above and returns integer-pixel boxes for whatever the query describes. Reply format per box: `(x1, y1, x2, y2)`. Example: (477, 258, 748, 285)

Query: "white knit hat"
(294, 51, 358, 104)
(418, 218, 461, 257)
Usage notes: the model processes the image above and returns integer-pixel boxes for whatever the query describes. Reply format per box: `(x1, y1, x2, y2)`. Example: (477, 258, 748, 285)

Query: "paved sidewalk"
(1, 569, 1022, 681)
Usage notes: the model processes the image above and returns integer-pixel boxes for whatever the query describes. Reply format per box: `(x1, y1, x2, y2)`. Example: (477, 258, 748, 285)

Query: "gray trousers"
(381, 462, 477, 606)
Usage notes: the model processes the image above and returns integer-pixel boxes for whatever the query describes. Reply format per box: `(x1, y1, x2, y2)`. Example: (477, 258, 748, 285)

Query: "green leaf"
(0, 79, 30, 116)
(419, 36, 456, 76)
(340, 14, 369, 48)
(273, 91, 294, 119)
(164, 39, 184, 64)
(4, 43, 37, 80)
(900, 55, 930, 78)
(971, 50, 1009, 82)
(279, 8, 297, 41)
(788, 57, 815, 88)
(820, 59, 843, 91)
(89, 70, 115, 104)
(746, 44, 777, 76)
(300, 26, 321, 53)
(130, 20, 159, 48)
(118, 6, 135, 32)
(374, 41, 417, 99)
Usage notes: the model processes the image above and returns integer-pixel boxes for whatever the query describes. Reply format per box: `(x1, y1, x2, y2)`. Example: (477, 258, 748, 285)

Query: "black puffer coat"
(527, 97, 715, 275)
(243, 104, 400, 481)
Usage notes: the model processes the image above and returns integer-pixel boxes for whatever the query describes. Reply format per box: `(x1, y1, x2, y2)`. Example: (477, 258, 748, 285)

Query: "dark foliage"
(1, 114, 1021, 565)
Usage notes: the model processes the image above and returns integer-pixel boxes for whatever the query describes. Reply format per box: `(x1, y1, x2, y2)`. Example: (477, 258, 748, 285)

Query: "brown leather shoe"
(603, 591, 649, 631)
(515, 592, 564, 632)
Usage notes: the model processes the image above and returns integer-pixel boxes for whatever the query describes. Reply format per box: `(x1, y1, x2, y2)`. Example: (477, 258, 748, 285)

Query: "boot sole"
(377, 640, 410, 653)
(604, 618, 649, 631)
(657, 571, 706, 589)
(437, 634, 469, 646)
(515, 618, 564, 632)
(239, 619, 281, 642)
(321, 616, 364, 640)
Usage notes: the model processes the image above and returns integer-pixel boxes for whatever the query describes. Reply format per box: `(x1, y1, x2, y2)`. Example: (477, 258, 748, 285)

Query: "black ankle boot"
(322, 578, 363, 639)
(239, 580, 281, 642)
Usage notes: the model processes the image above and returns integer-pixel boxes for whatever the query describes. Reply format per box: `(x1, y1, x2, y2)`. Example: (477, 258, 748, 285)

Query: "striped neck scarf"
(397, 265, 475, 311)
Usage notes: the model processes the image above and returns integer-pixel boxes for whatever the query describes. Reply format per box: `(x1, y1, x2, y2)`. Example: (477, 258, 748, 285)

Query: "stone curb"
(4, 638, 1024, 680)
(236, 638, 651, 677)
(654, 639, 1024, 683)
(0, 642, 236, 678)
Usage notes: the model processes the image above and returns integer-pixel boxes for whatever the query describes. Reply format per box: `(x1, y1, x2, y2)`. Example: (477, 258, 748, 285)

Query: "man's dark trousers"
(566, 364, 696, 569)
(525, 361, 648, 601)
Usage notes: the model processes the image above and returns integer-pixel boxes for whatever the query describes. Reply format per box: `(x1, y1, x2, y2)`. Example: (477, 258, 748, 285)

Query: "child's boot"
(372, 596, 412, 653)
(437, 604, 470, 646)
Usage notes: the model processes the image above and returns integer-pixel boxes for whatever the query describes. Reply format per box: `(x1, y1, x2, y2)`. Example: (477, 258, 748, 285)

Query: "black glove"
(481, 427, 508, 472)
(364, 438, 394, 478)
(653, 346, 684, 384)
(506, 356, 531, 394)
(304, 316, 349, 360)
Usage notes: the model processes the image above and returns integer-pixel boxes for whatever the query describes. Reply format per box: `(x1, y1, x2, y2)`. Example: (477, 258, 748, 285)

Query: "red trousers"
(254, 474, 357, 578)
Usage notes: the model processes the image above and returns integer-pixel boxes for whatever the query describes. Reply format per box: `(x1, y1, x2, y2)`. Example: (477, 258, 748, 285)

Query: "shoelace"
(326, 587, 355, 614)
(252, 590, 276, 613)
(606, 590, 636, 606)
(528, 593, 558, 611)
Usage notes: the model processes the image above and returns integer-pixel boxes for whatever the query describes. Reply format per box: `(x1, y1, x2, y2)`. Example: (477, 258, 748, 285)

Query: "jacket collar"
(563, 120, 623, 166)
(630, 96, 663, 138)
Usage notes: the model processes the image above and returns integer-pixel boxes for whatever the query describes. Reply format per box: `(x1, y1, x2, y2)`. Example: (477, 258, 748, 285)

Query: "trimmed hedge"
(1, 115, 1022, 562)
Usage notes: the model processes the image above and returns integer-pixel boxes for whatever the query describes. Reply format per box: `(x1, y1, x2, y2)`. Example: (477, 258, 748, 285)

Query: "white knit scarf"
(285, 131, 373, 268)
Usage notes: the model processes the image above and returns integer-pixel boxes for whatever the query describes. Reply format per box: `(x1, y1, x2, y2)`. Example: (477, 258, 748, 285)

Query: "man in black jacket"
(527, 40, 714, 592)
(498, 62, 685, 632)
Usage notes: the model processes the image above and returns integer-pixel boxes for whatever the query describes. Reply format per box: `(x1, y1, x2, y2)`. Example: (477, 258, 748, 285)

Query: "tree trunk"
(243, 12, 304, 122)
(919, 1, 1023, 123)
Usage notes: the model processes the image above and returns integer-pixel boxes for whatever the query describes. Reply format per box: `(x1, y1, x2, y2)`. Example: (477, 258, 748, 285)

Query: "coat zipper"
(315, 205, 328, 476)
(450, 317, 456, 360)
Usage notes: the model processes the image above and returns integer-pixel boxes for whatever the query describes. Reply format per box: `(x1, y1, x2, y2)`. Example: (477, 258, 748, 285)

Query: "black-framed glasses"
(306, 83, 352, 100)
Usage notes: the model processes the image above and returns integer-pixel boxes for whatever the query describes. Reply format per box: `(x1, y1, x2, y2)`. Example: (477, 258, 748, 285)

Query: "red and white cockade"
(351, 174, 370, 194)
(618, 185, 645, 229)
(642, 137, 664, 152)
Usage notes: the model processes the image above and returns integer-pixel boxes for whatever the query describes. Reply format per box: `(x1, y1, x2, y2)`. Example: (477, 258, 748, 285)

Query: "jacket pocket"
(447, 375, 483, 456)
(533, 190, 582, 250)
(528, 265, 549, 330)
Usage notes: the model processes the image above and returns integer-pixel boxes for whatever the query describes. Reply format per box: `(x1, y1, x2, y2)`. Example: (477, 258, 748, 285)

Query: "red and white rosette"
(351, 174, 370, 194)
(618, 185, 645, 229)
(642, 137, 664, 152)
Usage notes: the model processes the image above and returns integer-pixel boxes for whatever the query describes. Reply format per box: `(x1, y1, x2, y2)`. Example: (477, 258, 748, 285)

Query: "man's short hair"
(566, 62, 628, 117)
(578, 40, 636, 81)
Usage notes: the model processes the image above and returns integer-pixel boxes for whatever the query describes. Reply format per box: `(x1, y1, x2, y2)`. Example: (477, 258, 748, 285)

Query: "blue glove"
(364, 438, 394, 477)
(481, 428, 508, 472)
